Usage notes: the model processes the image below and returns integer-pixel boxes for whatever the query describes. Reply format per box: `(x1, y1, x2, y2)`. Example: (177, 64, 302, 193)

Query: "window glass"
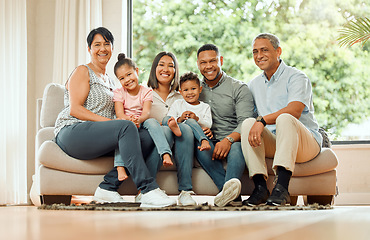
(133, 0, 370, 141)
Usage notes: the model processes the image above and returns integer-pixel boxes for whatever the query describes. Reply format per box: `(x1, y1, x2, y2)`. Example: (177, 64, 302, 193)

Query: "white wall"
(333, 144, 370, 205)
(27, 0, 125, 202)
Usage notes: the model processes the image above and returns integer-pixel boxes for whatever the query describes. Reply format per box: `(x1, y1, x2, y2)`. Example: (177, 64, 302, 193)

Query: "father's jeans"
(195, 139, 246, 191)
(146, 118, 194, 192)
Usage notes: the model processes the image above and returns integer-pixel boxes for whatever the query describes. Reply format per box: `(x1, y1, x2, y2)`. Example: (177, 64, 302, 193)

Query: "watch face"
(226, 137, 234, 143)
(256, 116, 262, 121)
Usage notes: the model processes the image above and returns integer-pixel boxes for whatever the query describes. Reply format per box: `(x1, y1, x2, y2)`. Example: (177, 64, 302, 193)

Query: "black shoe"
(266, 184, 291, 206)
(242, 185, 270, 206)
(228, 194, 242, 207)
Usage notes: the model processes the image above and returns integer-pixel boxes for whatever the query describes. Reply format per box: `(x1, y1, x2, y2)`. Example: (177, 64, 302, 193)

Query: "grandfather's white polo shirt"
(248, 60, 322, 146)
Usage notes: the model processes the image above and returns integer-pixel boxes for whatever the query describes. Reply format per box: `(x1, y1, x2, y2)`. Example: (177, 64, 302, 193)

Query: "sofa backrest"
(39, 83, 65, 128)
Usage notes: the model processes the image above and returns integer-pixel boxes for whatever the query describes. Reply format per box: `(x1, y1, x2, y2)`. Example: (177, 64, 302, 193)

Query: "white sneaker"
(178, 190, 197, 206)
(135, 192, 142, 203)
(140, 188, 177, 208)
(136, 190, 165, 202)
(93, 187, 126, 203)
(214, 178, 241, 207)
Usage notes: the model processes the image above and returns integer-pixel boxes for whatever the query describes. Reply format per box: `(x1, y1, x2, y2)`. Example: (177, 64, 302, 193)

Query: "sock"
(252, 174, 267, 189)
(276, 166, 292, 190)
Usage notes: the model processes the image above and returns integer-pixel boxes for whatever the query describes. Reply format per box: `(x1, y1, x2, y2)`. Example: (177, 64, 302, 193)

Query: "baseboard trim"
(334, 193, 370, 205)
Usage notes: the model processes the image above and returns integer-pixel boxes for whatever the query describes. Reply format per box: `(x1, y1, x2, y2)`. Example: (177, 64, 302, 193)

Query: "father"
(196, 44, 254, 207)
(240, 33, 322, 206)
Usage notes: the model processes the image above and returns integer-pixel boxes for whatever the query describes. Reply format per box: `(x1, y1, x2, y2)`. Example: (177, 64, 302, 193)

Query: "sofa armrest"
(35, 127, 56, 170)
(36, 98, 42, 132)
(36, 127, 55, 151)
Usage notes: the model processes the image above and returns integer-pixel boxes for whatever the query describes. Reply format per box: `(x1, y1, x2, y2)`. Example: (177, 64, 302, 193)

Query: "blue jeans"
(163, 118, 208, 144)
(55, 120, 159, 194)
(145, 117, 194, 192)
(114, 118, 172, 167)
(195, 139, 246, 191)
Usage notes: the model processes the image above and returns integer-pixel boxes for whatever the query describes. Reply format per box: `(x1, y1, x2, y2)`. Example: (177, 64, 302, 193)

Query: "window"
(132, 0, 370, 141)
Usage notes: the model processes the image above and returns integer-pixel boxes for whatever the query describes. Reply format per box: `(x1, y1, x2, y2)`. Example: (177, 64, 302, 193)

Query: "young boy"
(165, 72, 212, 151)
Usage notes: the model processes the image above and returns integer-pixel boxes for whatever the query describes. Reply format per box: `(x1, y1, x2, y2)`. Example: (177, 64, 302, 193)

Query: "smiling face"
(88, 34, 112, 65)
(252, 38, 282, 79)
(155, 55, 176, 87)
(116, 64, 140, 93)
(180, 79, 202, 105)
(197, 50, 223, 85)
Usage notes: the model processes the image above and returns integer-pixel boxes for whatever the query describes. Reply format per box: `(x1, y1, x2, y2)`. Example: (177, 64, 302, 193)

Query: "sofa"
(30, 83, 339, 206)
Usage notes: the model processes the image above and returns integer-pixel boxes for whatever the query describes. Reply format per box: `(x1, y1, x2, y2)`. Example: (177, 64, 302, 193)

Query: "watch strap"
(256, 116, 266, 127)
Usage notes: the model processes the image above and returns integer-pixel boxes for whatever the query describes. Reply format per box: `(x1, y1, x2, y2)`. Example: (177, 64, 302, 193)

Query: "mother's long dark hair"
(147, 51, 179, 91)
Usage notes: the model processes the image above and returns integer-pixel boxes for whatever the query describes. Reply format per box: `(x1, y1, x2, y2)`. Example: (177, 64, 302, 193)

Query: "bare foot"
(198, 139, 211, 151)
(167, 117, 182, 137)
(162, 153, 174, 167)
(117, 166, 128, 181)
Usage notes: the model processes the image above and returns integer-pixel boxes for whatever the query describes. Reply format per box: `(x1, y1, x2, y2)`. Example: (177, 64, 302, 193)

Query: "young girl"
(113, 53, 174, 181)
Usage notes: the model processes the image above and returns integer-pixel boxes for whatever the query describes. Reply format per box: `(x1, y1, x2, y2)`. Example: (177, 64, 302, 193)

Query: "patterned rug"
(38, 202, 332, 211)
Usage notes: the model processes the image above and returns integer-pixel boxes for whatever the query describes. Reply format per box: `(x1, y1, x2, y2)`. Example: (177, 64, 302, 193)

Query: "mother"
(147, 51, 196, 206)
(54, 27, 175, 208)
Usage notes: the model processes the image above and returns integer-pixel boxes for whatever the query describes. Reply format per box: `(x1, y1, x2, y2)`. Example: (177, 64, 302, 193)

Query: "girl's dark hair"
(87, 27, 114, 49)
(114, 53, 137, 76)
(147, 51, 179, 91)
(180, 72, 200, 89)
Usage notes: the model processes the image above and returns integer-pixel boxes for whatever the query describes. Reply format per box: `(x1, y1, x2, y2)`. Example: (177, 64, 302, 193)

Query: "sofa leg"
(290, 196, 298, 206)
(40, 195, 72, 205)
(306, 195, 334, 205)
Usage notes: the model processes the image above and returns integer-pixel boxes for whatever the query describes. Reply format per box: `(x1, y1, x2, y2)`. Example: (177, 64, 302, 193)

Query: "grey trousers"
(55, 120, 159, 194)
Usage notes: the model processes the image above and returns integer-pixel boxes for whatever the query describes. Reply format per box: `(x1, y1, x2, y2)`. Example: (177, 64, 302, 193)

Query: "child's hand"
(203, 127, 213, 139)
(178, 112, 187, 122)
(187, 112, 199, 121)
(179, 111, 195, 122)
(129, 115, 140, 128)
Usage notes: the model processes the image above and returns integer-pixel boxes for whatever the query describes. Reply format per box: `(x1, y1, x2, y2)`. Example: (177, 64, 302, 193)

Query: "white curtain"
(0, 0, 28, 205)
(53, 0, 102, 85)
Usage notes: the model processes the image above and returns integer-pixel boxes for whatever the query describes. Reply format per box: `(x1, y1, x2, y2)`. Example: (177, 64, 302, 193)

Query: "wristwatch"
(256, 116, 266, 127)
(225, 136, 235, 144)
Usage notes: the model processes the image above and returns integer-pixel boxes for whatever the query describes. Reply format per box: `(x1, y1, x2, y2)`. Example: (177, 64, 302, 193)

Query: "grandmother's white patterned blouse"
(54, 65, 115, 136)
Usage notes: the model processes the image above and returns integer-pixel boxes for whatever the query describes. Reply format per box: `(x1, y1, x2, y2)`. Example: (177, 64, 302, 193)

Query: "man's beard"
(203, 70, 221, 82)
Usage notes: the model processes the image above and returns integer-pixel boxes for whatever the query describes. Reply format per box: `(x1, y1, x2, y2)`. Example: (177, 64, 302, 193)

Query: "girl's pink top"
(113, 85, 153, 116)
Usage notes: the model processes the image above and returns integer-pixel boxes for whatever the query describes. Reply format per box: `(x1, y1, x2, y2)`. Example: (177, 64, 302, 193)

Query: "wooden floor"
(1, 203, 370, 240)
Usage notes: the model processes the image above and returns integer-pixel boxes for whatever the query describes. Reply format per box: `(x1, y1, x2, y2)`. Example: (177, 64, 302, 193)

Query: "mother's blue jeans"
(145, 116, 194, 192)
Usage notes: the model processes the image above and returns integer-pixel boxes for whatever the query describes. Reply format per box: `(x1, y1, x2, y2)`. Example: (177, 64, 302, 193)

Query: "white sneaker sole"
(93, 197, 126, 203)
(140, 202, 177, 208)
(214, 178, 241, 207)
(179, 202, 197, 206)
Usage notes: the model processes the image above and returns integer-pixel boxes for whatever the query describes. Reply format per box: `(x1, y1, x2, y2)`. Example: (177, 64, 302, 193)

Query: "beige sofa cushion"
(39, 138, 337, 177)
(38, 141, 114, 174)
(266, 148, 338, 177)
(40, 83, 65, 128)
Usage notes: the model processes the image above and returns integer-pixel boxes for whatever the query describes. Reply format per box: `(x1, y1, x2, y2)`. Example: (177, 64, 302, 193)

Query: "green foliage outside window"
(133, 0, 370, 140)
